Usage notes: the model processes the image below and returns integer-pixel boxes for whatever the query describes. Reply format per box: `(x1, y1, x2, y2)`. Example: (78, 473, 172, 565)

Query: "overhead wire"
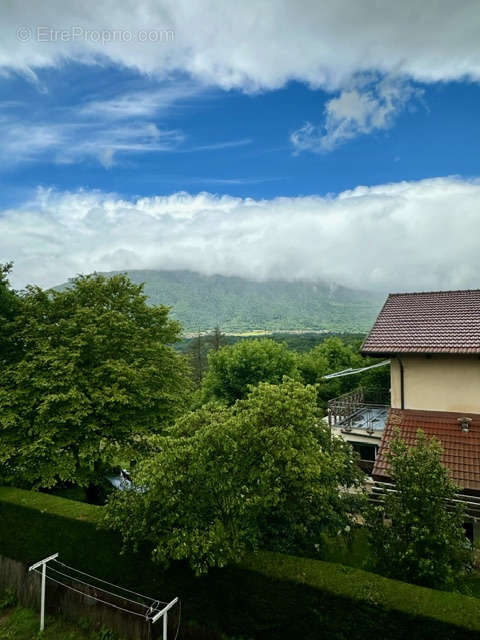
(173, 599, 182, 640)
(30, 568, 148, 619)
(47, 564, 161, 614)
(51, 559, 168, 605)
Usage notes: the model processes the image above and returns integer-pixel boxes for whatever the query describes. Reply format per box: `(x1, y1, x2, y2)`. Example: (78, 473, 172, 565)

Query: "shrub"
(0, 587, 17, 610)
(366, 429, 470, 588)
(105, 379, 364, 573)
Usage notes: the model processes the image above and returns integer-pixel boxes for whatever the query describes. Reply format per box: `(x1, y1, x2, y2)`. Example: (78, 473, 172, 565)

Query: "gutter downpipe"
(397, 355, 405, 410)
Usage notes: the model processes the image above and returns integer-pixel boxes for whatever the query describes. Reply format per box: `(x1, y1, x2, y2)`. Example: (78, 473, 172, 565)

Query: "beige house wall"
(391, 355, 480, 413)
(390, 358, 402, 408)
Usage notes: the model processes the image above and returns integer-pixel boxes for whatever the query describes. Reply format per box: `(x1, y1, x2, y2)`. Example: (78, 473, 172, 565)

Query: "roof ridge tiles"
(388, 289, 480, 296)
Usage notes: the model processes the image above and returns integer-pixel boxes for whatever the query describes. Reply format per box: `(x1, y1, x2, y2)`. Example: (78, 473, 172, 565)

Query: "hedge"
(1, 486, 480, 639)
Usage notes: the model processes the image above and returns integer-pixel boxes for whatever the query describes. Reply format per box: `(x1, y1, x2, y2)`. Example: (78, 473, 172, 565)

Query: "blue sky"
(2, 1, 480, 291)
(3, 65, 480, 205)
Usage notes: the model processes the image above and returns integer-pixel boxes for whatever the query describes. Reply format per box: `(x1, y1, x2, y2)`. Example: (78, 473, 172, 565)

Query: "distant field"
(177, 330, 367, 354)
(183, 328, 332, 337)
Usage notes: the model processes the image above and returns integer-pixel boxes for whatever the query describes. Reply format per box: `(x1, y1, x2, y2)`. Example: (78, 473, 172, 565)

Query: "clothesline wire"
(51, 559, 168, 606)
(46, 564, 161, 613)
(30, 568, 148, 619)
(173, 599, 182, 640)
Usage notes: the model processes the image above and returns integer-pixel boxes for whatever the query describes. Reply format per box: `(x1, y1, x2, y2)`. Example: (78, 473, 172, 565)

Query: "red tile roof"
(373, 408, 480, 491)
(361, 289, 480, 355)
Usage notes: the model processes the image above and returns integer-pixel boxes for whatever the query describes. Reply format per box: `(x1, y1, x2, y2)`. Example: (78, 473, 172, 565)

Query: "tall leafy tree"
(186, 333, 208, 387)
(105, 378, 364, 574)
(0, 263, 21, 365)
(297, 336, 390, 409)
(0, 273, 191, 489)
(206, 325, 227, 352)
(297, 337, 358, 409)
(367, 429, 469, 588)
(201, 338, 299, 404)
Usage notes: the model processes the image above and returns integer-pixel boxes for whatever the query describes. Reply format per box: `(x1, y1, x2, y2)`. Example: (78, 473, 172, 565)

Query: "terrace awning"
(321, 359, 390, 380)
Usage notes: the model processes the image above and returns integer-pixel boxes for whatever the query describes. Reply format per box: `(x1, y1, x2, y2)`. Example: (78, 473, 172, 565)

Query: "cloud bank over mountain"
(3, 176, 479, 293)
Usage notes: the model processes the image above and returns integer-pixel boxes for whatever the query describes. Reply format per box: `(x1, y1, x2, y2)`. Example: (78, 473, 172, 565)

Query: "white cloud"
(2, 1, 480, 91)
(291, 77, 420, 152)
(3, 177, 480, 293)
(63, 122, 185, 167)
(0, 81, 250, 166)
(80, 82, 202, 120)
(0, 118, 66, 161)
(188, 139, 253, 152)
(0, 114, 184, 167)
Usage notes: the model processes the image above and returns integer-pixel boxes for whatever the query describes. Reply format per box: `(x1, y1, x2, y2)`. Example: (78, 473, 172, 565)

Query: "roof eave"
(360, 350, 392, 358)
(362, 348, 480, 356)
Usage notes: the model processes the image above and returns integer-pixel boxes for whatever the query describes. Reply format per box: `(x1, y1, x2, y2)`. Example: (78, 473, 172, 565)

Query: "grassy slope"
(0, 488, 102, 522)
(0, 607, 104, 640)
(3, 487, 480, 637)
(57, 270, 384, 333)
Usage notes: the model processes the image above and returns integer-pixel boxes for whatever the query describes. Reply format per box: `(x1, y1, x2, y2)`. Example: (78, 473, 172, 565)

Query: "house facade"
(360, 289, 480, 537)
(362, 289, 480, 414)
(389, 354, 480, 414)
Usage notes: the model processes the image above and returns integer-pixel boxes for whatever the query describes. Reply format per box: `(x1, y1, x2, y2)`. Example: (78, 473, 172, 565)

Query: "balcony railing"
(328, 387, 389, 434)
(370, 480, 480, 520)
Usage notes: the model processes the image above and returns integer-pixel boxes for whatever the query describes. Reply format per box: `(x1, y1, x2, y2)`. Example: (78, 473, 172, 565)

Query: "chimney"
(458, 416, 472, 432)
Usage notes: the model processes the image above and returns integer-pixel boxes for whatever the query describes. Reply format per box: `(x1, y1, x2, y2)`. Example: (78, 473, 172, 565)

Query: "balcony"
(327, 388, 389, 474)
(327, 387, 389, 435)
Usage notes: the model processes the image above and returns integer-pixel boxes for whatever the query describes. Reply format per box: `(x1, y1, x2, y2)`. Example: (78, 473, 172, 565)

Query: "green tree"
(201, 338, 299, 404)
(297, 337, 358, 409)
(296, 348, 329, 386)
(297, 336, 390, 409)
(186, 333, 208, 387)
(0, 273, 191, 490)
(0, 263, 21, 366)
(367, 429, 469, 589)
(206, 325, 227, 352)
(104, 378, 364, 574)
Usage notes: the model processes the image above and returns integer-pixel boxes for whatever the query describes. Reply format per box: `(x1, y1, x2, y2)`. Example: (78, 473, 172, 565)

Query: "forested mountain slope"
(58, 270, 384, 333)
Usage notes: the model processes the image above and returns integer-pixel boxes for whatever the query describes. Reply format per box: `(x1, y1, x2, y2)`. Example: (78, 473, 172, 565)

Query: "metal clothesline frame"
(28, 553, 179, 639)
(28, 552, 58, 631)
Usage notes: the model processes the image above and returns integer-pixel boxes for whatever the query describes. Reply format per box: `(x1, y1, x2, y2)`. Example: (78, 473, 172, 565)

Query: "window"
(351, 443, 378, 461)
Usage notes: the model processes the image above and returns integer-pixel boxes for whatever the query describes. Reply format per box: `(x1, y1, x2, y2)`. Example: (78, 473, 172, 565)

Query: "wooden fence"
(0, 554, 178, 639)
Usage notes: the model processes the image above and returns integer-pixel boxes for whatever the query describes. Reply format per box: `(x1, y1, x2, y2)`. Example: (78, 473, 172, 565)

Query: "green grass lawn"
(44, 486, 88, 503)
(0, 607, 239, 640)
(319, 528, 372, 570)
(319, 528, 480, 598)
(457, 574, 480, 598)
(0, 607, 117, 640)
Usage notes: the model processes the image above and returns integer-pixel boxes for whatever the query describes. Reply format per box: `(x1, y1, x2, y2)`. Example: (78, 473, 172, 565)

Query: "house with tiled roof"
(360, 289, 480, 537)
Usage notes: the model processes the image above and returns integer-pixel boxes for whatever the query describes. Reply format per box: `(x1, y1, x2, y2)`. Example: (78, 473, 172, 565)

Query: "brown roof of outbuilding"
(373, 408, 480, 491)
(361, 289, 480, 355)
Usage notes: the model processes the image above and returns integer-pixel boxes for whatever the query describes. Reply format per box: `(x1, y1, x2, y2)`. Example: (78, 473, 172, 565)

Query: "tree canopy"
(0, 273, 191, 489)
(297, 336, 390, 408)
(201, 338, 299, 404)
(366, 429, 469, 589)
(0, 263, 21, 366)
(104, 378, 364, 574)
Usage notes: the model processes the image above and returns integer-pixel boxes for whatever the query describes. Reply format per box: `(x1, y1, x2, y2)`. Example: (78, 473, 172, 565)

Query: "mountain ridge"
(58, 269, 385, 333)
